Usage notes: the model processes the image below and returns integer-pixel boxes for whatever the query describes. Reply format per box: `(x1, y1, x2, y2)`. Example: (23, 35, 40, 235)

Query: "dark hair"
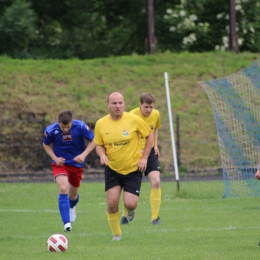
(140, 92, 155, 104)
(58, 110, 73, 124)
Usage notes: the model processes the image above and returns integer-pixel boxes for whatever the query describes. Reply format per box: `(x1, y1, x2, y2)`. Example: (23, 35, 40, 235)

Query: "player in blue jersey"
(43, 110, 96, 232)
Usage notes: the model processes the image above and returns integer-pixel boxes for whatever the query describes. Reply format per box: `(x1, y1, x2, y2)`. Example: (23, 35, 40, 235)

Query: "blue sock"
(69, 194, 79, 208)
(58, 194, 70, 224)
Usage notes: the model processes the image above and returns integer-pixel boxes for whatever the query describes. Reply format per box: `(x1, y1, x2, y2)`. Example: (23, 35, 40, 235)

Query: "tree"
(155, 0, 260, 53)
(0, 1, 37, 58)
(0, 0, 259, 59)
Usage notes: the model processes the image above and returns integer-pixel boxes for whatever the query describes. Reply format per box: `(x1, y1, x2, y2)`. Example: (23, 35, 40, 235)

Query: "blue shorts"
(144, 147, 160, 176)
(104, 166, 142, 197)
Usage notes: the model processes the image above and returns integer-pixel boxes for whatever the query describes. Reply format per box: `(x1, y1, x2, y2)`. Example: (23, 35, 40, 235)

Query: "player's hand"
(255, 170, 260, 180)
(55, 157, 65, 166)
(73, 154, 85, 164)
(154, 146, 160, 159)
(138, 158, 147, 172)
(100, 155, 108, 165)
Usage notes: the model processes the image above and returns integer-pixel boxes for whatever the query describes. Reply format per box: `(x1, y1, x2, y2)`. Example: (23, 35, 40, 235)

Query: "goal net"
(199, 58, 260, 197)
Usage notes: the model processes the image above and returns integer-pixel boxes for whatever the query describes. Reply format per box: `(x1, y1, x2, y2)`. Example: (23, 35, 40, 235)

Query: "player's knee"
(151, 179, 160, 189)
(124, 200, 138, 210)
(107, 204, 119, 214)
(59, 184, 69, 194)
(124, 204, 136, 210)
(69, 194, 78, 201)
(107, 198, 119, 210)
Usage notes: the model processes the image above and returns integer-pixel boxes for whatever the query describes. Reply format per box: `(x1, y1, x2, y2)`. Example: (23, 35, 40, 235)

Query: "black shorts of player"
(144, 147, 160, 176)
(104, 166, 143, 197)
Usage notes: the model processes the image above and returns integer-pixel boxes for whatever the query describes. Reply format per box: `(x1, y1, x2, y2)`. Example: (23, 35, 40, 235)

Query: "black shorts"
(144, 147, 160, 176)
(104, 166, 143, 197)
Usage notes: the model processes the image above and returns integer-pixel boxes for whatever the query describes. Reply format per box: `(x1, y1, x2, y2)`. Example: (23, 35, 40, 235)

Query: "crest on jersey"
(123, 130, 129, 136)
(62, 133, 73, 141)
(150, 125, 154, 130)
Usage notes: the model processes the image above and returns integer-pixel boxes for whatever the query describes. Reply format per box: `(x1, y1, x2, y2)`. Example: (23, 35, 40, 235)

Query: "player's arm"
(153, 128, 160, 159)
(73, 139, 96, 164)
(96, 145, 108, 165)
(138, 132, 153, 172)
(43, 143, 65, 166)
(93, 120, 108, 165)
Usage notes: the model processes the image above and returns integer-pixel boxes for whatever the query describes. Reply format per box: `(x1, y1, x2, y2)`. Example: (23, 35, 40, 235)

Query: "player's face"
(108, 93, 125, 119)
(58, 121, 72, 133)
(140, 102, 154, 117)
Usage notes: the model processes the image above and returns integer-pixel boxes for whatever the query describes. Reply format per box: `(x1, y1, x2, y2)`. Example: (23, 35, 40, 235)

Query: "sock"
(122, 204, 127, 217)
(58, 194, 70, 224)
(150, 188, 161, 221)
(69, 194, 79, 208)
(106, 211, 121, 236)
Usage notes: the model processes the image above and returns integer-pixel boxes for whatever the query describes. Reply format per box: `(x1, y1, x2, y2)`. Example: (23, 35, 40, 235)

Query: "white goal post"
(164, 72, 180, 191)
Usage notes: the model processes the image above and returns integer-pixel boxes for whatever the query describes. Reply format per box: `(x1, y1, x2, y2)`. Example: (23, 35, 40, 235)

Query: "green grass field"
(1, 180, 260, 260)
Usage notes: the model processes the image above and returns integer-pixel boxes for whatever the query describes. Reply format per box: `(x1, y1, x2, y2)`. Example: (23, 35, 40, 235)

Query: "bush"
(0, 1, 37, 58)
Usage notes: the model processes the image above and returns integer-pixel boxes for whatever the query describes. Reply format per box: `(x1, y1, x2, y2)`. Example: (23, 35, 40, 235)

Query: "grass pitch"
(0, 180, 260, 260)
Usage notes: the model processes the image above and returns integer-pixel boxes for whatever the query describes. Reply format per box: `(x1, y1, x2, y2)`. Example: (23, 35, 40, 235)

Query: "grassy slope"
(0, 52, 259, 172)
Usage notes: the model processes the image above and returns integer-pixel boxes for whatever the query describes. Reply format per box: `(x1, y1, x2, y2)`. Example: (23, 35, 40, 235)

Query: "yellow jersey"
(129, 107, 161, 149)
(94, 112, 151, 174)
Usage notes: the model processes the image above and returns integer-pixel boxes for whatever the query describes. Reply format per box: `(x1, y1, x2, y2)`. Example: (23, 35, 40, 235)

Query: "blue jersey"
(43, 119, 94, 167)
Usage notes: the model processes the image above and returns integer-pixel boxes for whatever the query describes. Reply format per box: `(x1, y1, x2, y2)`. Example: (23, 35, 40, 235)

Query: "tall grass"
(1, 180, 260, 260)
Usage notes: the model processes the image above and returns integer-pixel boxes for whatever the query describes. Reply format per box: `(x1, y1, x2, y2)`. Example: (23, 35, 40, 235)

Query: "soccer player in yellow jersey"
(94, 92, 154, 241)
(121, 92, 162, 225)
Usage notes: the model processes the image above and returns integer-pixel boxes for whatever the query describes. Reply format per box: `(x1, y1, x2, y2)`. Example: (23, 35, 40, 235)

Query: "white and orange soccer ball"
(47, 234, 68, 252)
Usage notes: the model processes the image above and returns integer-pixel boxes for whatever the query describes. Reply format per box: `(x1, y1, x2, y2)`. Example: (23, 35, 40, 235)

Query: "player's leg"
(55, 174, 72, 231)
(145, 148, 161, 224)
(67, 166, 83, 223)
(147, 170, 161, 224)
(122, 170, 142, 222)
(68, 183, 79, 223)
(121, 199, 128, 224)
(123, 191, 139, 221)
(106, 186, 122, 240)
(105, 166, 122, 240)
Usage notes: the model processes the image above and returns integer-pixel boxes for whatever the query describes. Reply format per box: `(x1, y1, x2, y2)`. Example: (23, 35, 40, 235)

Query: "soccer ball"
(47, 234, 68, 252)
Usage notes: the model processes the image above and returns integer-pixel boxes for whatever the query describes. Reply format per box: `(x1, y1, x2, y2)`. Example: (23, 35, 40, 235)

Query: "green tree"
(0, 1, 37, 58)
(0, 0, 259, 59)
(156, 0, 260, 53)
(28, 0, 150, 58)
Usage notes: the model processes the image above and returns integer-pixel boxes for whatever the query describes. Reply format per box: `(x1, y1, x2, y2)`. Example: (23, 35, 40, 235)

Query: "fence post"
(42, 116, 47, 172)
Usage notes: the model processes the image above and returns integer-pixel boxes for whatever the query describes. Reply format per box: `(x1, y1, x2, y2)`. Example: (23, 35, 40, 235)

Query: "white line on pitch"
(0, 225, 258, 241)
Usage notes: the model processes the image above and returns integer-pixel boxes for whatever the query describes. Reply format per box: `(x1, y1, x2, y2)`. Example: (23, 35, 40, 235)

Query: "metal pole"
(164, 72, 180, 191)
(42, 116, 47, 172)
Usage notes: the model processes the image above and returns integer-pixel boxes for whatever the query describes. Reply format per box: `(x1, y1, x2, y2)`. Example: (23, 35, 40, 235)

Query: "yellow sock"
(122, 204, 127, 217)
(106, 211, 121, 236)
(150, 188, 161, 221)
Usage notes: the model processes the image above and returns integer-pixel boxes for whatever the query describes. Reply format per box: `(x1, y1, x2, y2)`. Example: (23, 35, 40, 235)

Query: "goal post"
(164, 72, 180, 191)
